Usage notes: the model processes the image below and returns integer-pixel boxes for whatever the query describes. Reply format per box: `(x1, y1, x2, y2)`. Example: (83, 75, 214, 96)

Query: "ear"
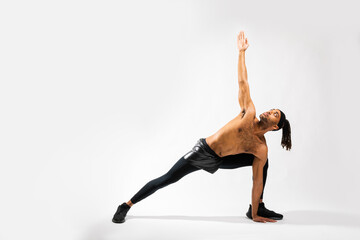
(272, 125, 279, 131)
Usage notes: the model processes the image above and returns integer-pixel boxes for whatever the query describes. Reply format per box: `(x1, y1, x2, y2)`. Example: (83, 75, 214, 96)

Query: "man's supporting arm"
(251, 158, 264, 219)
(251, 155, 277, 223)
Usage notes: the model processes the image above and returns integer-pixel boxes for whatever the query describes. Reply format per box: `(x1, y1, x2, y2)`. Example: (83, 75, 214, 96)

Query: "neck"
(254, 119, 270, 137)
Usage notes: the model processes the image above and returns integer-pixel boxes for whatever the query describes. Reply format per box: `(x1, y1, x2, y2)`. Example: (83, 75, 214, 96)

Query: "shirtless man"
(112, 31, 292, 224)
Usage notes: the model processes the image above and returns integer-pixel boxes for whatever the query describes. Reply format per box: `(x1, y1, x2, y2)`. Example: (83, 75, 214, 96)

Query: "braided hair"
(272, 109, 292, 151)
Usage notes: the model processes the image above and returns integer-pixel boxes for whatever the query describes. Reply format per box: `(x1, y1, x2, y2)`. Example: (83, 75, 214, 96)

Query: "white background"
(1, 0, 360, 239)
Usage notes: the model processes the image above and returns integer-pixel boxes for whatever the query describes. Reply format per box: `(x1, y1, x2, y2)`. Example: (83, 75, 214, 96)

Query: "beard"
(260, 114, 268, 123)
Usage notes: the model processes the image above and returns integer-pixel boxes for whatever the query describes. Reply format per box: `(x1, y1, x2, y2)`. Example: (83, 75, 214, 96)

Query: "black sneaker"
(112, 202, 131, 223)
(246, 202, 283, 220)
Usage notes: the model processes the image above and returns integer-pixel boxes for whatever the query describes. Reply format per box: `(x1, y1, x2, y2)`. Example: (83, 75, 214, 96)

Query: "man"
(112, 31, 292, 224)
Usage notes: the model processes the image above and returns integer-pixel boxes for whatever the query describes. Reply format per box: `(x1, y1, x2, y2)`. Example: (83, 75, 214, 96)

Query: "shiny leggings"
(130, 153, 268, 204)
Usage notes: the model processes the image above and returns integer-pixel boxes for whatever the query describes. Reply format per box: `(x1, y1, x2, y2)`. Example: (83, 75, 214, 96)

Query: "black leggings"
(130, 153, 268, 204)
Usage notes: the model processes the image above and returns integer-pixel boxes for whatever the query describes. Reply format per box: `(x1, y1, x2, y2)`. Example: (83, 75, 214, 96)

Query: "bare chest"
(235, 127, 258, 152)
(207, 114, 265, 157)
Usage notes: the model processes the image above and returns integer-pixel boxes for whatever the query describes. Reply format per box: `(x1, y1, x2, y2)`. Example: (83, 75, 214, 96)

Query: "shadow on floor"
(82, 210, 360, 240)
(127, 214, 249, 223)
(128, 210, 360, 228)
(277, 210, 360, 228)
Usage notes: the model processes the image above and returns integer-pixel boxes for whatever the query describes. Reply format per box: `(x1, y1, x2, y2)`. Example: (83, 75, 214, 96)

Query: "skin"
(205, 31, 280, 223)
(126, 31, 280, 222)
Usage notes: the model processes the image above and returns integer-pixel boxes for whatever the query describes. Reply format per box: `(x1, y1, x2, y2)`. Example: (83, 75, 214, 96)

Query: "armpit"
(240, 109, 246, 118)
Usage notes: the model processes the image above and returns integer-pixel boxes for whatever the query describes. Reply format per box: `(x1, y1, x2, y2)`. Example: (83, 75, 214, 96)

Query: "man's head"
(259, 108, 292, 151)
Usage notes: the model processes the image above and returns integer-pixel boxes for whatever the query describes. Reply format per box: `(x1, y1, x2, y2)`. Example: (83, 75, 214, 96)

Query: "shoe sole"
(246, 212, 283, 220)
(246, 217, 283, 220)
(112, 218, 125, 224)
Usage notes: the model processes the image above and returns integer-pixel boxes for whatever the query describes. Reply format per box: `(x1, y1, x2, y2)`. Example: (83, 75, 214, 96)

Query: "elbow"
(238, 78, 247, 83)
(238, 79, 249, 88)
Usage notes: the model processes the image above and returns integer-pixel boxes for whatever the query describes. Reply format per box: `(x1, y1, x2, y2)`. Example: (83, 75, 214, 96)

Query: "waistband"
(199, 138, 220, 158)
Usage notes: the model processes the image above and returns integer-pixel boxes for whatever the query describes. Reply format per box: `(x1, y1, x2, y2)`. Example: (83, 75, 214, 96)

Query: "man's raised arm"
(238, 50, 248, 82)
(237, 31, 254, 112)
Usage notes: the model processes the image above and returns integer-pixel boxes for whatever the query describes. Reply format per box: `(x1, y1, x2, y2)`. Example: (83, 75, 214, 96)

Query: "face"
(259, 108, 281, 129)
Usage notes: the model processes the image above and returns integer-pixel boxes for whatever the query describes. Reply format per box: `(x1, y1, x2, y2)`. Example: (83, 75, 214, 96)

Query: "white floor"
(83, 210, 360, 240)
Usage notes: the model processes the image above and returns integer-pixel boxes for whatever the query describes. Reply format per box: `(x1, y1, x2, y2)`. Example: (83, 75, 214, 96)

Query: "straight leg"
(129, 156, 200, 205)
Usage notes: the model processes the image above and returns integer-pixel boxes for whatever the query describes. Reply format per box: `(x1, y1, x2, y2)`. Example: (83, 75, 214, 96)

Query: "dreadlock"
(280, 119, 292, 151)
(272, 110, 292, 151)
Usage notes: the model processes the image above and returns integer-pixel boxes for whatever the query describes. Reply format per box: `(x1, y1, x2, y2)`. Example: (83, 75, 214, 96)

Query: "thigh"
(219, 153, 255, 169)
(164, 155, 200, 180)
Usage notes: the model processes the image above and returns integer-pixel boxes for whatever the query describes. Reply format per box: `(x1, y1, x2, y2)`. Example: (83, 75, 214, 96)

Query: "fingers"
(237, 31, 250, 50)
(237, 31, 247, 43)
(254, 219, 265, 223)
(254, 217, 277, 223)
(262, 217, 276, 223)
(265, 218, 277, 223)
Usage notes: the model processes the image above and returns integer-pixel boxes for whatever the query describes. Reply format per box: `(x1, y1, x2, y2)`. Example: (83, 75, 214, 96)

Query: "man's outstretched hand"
(237, 31, 249, 52)
(253, 215, 277, 223)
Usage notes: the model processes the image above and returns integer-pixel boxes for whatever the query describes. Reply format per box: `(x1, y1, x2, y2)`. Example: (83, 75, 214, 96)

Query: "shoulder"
(255, 144, 268, 162)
